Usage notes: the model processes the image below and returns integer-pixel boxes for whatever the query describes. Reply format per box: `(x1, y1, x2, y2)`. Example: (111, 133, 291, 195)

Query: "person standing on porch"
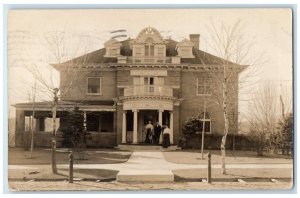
(145, 121, 153, 144)
(154, 122, 162, 145)
(162, 125, 171, 148)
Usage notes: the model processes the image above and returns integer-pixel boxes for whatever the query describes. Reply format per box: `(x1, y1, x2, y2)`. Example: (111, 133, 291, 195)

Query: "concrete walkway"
(9, 151, 293, 182)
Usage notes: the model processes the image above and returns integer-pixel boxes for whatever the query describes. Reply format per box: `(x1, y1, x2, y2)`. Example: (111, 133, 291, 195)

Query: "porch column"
(122, 111, 127, 143)
(133, 110, 138, 144)
(170, 111, 174, 144)
(158, 110, 163, 125)
(159, 110, 163, 144)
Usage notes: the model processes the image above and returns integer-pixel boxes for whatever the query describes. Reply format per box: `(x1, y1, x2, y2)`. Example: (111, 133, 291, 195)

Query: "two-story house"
(14, 27, 245, 148)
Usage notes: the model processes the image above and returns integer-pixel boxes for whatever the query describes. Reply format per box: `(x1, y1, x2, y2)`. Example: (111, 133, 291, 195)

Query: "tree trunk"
(221, 80, 229, 175)
(221, 114, 229, 174)
(30, 80, 36, 158)
(201, 99, 207, 160)
(52, 88, 59, 173)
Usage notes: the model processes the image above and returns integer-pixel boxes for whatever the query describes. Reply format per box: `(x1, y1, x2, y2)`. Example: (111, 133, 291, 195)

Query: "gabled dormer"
(176, 39, 195, 58)
(104, 38, 122, 57)
(130, 27, 168, 58)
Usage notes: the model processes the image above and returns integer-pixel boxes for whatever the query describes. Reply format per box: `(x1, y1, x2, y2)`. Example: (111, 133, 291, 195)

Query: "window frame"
(86, 77, 102, 95)
(197, 78, 212, 96)
(199, 119, 212, 134)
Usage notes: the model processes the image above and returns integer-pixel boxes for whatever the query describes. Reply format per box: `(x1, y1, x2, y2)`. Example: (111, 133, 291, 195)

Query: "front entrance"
(124, 109, 171, 144)
(138, 110, 157, 143)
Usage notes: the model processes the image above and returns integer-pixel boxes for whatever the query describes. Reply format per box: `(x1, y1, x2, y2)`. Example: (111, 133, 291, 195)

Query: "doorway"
(138, 110, 157, 143)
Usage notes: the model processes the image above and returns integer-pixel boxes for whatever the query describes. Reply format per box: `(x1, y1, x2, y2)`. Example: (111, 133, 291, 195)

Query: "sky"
(7, 8, 293, 118)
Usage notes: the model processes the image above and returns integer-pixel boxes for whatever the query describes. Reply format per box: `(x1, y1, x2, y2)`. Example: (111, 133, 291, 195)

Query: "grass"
(8, 168, 118, 181)
(163, 149, 293, 164)
(8, 148, 132, 165)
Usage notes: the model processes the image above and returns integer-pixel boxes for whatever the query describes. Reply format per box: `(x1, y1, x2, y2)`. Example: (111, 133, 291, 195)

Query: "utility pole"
(52, 88, 59, 173)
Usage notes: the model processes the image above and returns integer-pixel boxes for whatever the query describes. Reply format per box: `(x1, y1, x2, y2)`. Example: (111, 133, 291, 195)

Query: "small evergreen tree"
(181, 115, 202, 149)
(65, 106, 86, 159)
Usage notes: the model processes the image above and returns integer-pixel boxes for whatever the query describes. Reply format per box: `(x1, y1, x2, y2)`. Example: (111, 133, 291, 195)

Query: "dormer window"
(104, 39, 122, 57)
(176, 39, 195, 58)
(129, 27, 168, 62)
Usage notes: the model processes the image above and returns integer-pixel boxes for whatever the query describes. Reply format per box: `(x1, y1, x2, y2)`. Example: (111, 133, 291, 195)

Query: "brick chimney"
(189, 34, 200, 50)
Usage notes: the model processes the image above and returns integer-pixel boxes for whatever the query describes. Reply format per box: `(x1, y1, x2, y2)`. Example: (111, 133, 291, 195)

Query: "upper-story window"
(135, 47, 142, 56)
(87, 77, 101, 95)
(197, 78, 211, 95)
(145, 37, 154, 56)
(144, 76, 154, 93)
(157, 47, 164, 57)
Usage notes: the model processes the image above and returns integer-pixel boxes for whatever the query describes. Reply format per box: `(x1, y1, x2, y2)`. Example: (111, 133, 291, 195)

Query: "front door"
(138, 110, 158, 143)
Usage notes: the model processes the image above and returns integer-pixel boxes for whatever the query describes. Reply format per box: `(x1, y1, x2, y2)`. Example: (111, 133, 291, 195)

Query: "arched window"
(145, 37, 154, 56)
(198, 112, 211, 133)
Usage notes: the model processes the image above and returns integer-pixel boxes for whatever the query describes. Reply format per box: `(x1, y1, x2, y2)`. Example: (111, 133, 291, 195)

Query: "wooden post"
(207, 152, 212, 183)
(69, 152, 73, 183)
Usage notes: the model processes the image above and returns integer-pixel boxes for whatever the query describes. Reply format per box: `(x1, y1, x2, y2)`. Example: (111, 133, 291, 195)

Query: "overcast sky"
(7, 8, 293, 118)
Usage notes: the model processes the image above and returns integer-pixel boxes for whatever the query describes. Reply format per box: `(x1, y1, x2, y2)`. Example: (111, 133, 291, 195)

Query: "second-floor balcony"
(124, 85, 173, 97)
(127, 56, 172, 64)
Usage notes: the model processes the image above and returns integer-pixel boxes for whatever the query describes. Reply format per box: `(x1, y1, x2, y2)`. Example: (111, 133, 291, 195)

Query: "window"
(38, 118, 45, 131)
(108, 48, 119, 56)
(144, 77, 154, 93)
(87, 112, 114, 132)
(135, 47, 142, 57)
(197, 78, 211, 95)
(199, 112, 211, 133)
(145, 37, 154, 56)
(87, 77, 101, 95)
(145, 45, 154, 56)
(180, 49, 190, 57)
(157, 47, 164, 57)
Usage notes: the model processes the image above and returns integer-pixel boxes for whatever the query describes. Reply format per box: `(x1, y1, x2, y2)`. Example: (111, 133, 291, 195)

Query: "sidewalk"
(8, 151, 293, 183)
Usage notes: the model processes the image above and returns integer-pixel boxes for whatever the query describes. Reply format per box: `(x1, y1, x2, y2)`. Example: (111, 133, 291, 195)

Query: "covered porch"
(13, 101, 117, 148)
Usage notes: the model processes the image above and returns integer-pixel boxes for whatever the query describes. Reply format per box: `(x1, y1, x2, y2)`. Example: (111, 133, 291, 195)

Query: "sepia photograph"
(6, 7, 294, 192)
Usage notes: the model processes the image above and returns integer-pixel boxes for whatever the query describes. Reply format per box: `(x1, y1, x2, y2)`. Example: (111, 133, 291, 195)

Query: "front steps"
(116, 144, 179, 151)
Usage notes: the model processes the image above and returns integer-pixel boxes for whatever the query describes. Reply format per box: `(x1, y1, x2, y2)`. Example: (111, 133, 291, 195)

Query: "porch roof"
(13, 100, 116, 112)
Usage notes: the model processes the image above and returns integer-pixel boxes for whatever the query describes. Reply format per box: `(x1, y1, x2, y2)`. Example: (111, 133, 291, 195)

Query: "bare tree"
(247, 83, 279, 155)
(21, 29, 96, 173)
(197, 20, 263, 174)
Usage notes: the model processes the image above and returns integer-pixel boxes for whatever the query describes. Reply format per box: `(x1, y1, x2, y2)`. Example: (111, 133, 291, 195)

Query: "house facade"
(14, 27, 245, 148)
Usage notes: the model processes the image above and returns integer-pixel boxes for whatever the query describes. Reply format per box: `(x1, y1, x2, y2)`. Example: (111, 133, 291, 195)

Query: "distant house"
(13, 27, 245, 148)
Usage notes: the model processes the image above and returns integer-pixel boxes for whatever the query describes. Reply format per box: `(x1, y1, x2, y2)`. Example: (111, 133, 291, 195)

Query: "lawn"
(8, 148, 132, 165)
(8, 168, 118, 181)
(163, 149, 293, 164)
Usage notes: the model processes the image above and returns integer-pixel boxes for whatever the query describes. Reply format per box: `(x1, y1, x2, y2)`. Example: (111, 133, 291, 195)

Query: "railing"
(124, 85, 173, 97)
(127, 56, 172, 64)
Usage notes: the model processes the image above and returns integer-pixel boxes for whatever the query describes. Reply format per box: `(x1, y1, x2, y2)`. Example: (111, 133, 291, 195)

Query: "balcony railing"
(127, 56, 172, 64)
(124, 85, 173, 97)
